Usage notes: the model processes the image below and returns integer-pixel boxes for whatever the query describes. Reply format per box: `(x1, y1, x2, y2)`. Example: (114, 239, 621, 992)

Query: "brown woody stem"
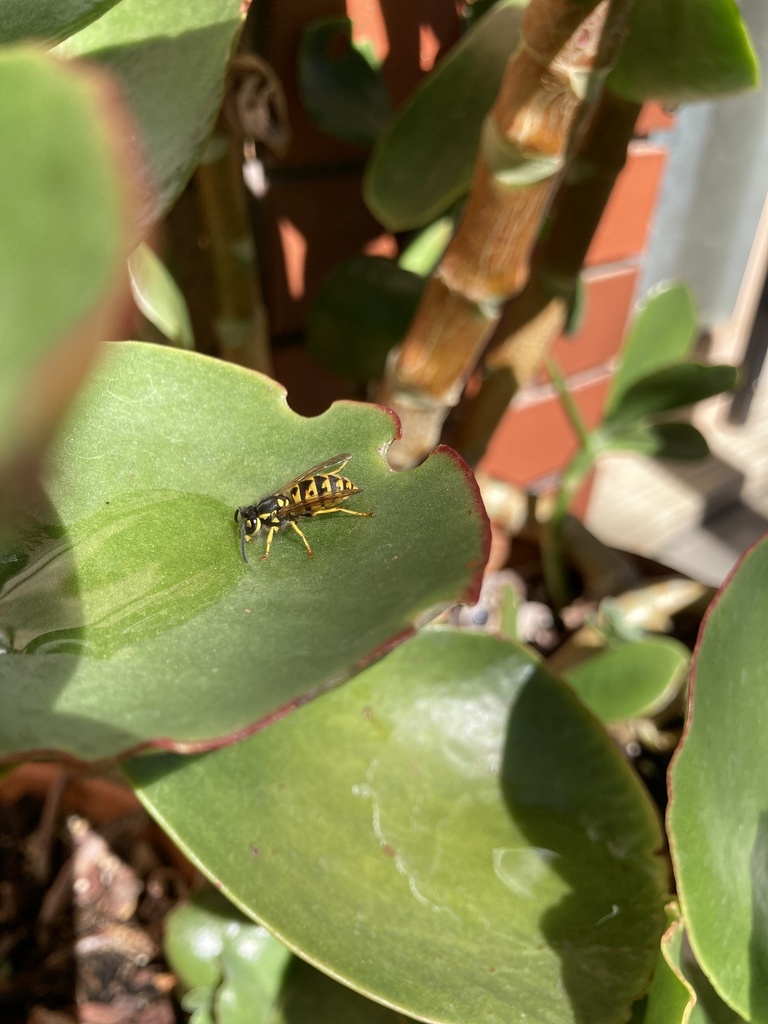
(379, 0, 634, 469)
(195, 112, 273, 375)
(455, 90, 641, 465)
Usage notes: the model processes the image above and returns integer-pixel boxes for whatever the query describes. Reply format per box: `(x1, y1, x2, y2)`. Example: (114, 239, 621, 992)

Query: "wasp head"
(235, 506, 262, 563)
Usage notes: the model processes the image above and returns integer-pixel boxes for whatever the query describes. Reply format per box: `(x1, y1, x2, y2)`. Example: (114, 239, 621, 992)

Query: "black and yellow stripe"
(234, 454, 372, 563)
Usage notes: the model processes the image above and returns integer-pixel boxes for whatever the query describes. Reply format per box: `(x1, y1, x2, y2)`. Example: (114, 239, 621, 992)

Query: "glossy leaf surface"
(564, 637, 688, 724)
(0, 344, 487, 760)
(669, 535, 768, 1022)
(129, 630, 666, 1024)
(0, 0, 118, 44)
(0, 48, 130, 475)
(364, 0, 527, 231)
(58, 0, 244, 220)
(608, 0, 758, 103)
(606, 285, 697, 417)
(299, 18, 392, 147)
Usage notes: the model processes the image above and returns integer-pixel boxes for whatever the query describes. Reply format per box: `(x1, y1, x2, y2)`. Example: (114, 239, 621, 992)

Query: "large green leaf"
(669, 535, 768, 1022)
(0, 48, 130, 476)
(128, 629, 666, 1024)
(363, 0, 527, 231)
(57, 0, 244, 220)
(0, 344, 487, 761)
(607, 0, 759, 103)
(606, 285, 698, 417)
(0, 0, 119, 44)
(298, 18, 392, 147)
(604, 364, 738, 430)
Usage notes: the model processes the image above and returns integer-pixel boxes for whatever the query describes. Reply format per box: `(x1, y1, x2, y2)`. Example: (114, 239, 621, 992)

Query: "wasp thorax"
(257, 496, 281, 515)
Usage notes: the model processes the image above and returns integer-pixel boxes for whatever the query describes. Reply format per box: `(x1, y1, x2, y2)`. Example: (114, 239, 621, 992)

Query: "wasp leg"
(260, 526, 279, 561)
(309, 507, 374, 518)
(241, 523, 250, 563)
(289, 521, 313, 557)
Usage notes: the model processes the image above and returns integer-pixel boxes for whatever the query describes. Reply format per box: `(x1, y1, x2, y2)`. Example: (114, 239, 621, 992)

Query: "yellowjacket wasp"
(234, 453, 373, 563)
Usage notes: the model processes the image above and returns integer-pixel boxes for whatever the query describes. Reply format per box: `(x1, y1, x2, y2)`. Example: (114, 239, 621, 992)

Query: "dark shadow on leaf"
(679, 929, 746, 1023)
(278, 955, 408, 1023)
(500, 663, 665, 1024)
(122, 751, 202, 790)
(0, 489, 240, 761)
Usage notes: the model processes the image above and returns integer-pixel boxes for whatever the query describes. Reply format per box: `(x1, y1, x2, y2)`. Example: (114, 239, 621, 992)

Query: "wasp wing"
(273, 453, 352, 493)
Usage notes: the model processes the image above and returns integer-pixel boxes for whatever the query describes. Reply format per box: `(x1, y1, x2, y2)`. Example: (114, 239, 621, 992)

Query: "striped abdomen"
(285, 472, 359, 514)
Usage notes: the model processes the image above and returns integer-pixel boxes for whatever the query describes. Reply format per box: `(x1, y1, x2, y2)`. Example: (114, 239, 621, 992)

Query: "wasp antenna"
(234, 508, 241, 523)
(240, 519, 249, 563)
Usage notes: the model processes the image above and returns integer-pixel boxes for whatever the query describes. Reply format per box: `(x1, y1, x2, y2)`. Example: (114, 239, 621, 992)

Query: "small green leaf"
(564, 637, 689, 724)
(598, 422, 710, 461)
(0, 48, 129, 474)
(608, 0, 759, 103)
(640, 904, 692, 1024)
(648, 422, 711, 461)
(398, 216, 455, 275)
(128, 629, 665, 1024)
(563, 276, 586, 336)
(307, 257, 424, 382)
(364, 0, 527, 231)
(165, 888, 291, 1024)
(299, 18, 392, 147)
(128, 243, 194, 349)
(669, 535, 768, 1021)
(607, 285, 697, 416)
(604, 363, 738, 429)
(0, 0, 118, 44)
(592, 423, 661, 457)
(57, 0, 245, 220)
(0, 343, 487, 761)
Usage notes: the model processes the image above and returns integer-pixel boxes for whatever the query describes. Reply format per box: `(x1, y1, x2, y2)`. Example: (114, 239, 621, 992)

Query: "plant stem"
(546, 357, 591, 450)
(541, 447, 596, 611)
(378, 0, 634, 469)
(540, 355, 600, 609)
(454, 91, 641, 465)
